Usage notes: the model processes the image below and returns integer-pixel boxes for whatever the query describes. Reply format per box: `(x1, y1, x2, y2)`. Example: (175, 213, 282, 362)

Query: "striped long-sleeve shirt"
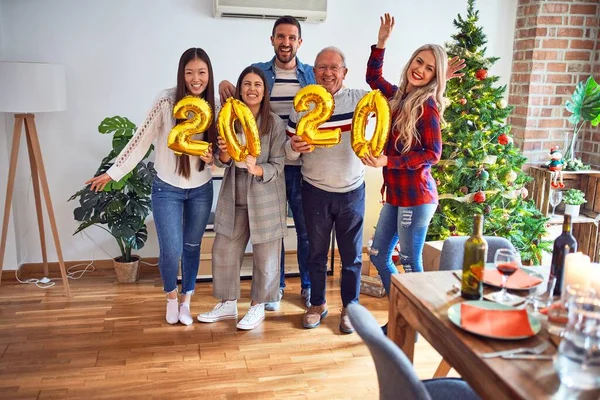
(285, 87, 368, 193)
(366, 45, 442, 207)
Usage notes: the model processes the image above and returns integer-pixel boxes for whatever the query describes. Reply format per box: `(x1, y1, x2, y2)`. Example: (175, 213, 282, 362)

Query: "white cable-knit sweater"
(107, 87, 218, 189)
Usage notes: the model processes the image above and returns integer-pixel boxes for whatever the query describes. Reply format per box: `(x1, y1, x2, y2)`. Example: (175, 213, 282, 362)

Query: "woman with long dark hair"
(86, 48, 218, 325)
(197, 66, 287, 331)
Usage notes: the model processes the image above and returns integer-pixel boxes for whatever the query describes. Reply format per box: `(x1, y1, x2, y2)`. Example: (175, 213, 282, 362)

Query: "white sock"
(179, 303, 193, 326)
(166, 298, 179, 324)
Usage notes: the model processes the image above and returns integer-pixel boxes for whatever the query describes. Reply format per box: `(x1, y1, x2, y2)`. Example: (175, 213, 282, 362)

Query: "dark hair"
(272, 15, 302, 38)
(174, 48, 217, 179)
(234, 66, 273, 137)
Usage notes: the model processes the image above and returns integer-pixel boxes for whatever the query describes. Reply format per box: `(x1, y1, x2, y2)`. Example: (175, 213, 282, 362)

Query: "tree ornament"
(479, 169, 490, 182)
(460, 186, 469, 195)
(484, 205, 491, 214)
(449, 225, 457, 232)
(505, 170, 518, 183)
(521, 187, 529, 199)
(459, 98, 467, 105)
(476, 69, 488, 80)
(436, 179, 441, 186)
(474, 191, 486, 203)
(498, 133, 513, 145)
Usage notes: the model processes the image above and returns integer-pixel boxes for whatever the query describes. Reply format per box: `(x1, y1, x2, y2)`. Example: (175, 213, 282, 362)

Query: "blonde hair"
(389, 44, 448, 154)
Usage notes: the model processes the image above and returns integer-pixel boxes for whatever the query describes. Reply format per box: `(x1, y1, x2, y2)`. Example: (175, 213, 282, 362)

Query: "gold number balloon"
(294, 84, 341, 147)
(167, 96, 212, 157)
(217, 97, 261, 162)
(351, 90, 391, 158)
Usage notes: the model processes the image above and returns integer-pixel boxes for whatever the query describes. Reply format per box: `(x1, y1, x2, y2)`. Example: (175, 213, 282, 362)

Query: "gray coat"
(214, 112, 287, 244)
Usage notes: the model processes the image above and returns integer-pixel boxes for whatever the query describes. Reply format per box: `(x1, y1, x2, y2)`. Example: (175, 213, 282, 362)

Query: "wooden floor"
(0, 263, 454, 400)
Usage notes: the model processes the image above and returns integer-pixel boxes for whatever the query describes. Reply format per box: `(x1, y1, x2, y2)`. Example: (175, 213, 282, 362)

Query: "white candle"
(562, 252, 592, 292)
(591, 263, 600, 294)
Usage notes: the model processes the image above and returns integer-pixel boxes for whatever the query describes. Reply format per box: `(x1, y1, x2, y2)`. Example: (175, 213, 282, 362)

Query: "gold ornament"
(217, 97, 261, 162)
(351, 90, 390, 158)
(167, 96, 212, 157)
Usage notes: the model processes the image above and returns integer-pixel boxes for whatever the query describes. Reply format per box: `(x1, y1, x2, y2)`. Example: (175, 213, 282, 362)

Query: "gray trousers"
(212, 169, 281, 303)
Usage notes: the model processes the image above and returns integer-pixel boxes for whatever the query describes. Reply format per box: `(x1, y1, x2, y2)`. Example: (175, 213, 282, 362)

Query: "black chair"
(347, 303, 480, 400)
(438, 236, 516, 271)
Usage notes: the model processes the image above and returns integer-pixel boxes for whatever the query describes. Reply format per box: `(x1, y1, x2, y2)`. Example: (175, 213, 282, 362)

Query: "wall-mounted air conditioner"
(213, 0, 327, 23)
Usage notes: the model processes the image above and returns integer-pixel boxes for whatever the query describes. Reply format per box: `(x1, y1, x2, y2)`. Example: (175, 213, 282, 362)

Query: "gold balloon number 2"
(217, 98, 261, 162)
(167, 96, 212, 157)
(293, 86, 390, 157)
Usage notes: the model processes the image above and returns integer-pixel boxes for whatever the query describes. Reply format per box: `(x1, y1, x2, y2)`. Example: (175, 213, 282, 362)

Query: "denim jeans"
(302, 181, 365, 307)
(280, 165, 311, 290)
(369, 203, 437, 294)
(151, 176, 213, 294)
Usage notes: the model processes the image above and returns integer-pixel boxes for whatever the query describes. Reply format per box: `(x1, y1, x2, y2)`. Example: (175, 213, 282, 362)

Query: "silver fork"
(481, 342, 550, 359)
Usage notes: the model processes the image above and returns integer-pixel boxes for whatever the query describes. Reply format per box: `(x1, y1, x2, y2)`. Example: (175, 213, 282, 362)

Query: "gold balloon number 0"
(217, 98, 261, 163)
(167, 96, 212, 157)
(351, 90, 390, 158)
(293, 86, 390, 157)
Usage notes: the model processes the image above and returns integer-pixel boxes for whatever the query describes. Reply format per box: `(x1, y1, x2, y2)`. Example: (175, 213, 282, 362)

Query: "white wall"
(0, 0, 517, 269)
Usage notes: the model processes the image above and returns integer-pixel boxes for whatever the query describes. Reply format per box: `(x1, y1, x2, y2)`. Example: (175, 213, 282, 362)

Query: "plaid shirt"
(366, 45, 442, 207)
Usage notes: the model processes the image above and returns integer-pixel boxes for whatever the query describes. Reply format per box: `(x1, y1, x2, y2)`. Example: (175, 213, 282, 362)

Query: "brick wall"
(508, 0, 600, 167)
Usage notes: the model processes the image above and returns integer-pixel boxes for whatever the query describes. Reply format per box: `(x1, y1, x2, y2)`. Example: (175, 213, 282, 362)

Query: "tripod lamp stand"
(0, 61, 71, 296)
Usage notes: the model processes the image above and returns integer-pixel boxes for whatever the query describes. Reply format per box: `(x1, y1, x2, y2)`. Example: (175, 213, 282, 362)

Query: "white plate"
(482, 263, 544, 291)
(448, 300, 542, 340)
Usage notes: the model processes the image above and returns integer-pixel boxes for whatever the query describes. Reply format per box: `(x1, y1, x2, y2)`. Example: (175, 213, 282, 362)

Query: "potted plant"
(69, 116, 155, 282)
(564, 76, 600, 168)
(562, 189, 587, 218)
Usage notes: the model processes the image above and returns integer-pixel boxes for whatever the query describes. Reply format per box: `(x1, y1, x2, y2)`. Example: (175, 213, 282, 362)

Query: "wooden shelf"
(546, 210, 600, 225)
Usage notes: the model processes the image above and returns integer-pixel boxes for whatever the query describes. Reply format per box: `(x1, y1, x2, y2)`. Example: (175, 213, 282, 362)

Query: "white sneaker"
(236, 303, 265, 330)
(197, 300, 238, 323)
(265, 289, 283, 311)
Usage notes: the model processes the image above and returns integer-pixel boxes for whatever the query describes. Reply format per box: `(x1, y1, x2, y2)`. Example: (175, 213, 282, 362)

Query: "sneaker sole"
(196, 314, 238, 323)
(302, 309, 328, 329)
(236, 316, 265, 330)
(339, 325, 355, 334)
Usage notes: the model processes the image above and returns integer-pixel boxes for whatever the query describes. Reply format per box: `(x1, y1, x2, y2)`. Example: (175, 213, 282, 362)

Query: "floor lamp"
(0, 62, 71, 297)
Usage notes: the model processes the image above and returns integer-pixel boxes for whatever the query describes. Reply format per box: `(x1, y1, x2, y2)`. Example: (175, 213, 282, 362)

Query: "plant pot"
(113, 256, 140, 283)
(564, 204, 581, 218)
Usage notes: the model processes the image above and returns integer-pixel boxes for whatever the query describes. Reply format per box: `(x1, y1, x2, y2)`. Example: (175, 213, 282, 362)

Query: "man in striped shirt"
(219, 16, 315, 311)
(286, 46, 369, 334)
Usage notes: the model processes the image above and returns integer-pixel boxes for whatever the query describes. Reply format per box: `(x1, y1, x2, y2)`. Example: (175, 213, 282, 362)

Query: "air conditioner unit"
(213, 0, 327, 23)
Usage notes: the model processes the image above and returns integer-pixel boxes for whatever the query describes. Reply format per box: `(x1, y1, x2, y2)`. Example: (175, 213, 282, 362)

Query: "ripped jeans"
(369, 203, 437, 294)
(152, 176, 213, 294)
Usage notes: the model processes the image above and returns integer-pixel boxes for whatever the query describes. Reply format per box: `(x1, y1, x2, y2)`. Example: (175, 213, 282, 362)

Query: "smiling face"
(184, 58, 209, 96)
(240, 72, 265, 114)
(405, 50, 436, 93)
(270, 23, 302, 68)
(314, 50, 347, 95)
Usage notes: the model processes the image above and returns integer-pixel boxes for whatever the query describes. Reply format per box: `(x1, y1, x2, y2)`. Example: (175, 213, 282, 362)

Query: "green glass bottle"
(461, 214, 488, 300)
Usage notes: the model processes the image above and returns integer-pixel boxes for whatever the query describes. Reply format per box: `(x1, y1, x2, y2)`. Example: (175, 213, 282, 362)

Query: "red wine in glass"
(492, 249, 521, 302)
(497, 262, 519, 277)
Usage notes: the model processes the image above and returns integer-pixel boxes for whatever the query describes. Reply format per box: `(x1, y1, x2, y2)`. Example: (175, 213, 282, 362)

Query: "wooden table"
(388, 271, 600, 400)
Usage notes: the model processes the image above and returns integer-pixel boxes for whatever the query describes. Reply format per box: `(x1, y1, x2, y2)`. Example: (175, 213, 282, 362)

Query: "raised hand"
(377, 13, 395, 49)
(218, 80, 236, 105)
(446, 56, 466, 80)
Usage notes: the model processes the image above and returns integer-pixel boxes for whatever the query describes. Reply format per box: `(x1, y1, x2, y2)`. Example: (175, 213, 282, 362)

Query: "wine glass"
(549, 190, 563, 217)
(491, 248, 521, 303)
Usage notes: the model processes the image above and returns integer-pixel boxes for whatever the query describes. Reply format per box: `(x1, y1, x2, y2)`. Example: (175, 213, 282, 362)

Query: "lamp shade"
(0, 62, 66, 113)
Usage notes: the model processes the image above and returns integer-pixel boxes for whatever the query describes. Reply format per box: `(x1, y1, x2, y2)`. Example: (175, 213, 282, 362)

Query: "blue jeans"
(369, 203, 437, 294)
(302, 181, 365, 307)
(151, 176, 213, 294)
(280, 165, 311, 290)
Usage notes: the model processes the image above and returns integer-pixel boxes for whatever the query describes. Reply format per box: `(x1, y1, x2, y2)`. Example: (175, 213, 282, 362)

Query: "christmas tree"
(427, 0, 551, 265)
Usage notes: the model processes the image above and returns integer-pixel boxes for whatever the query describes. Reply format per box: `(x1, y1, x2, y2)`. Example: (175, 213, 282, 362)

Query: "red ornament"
(459, 98, 467, 105)
(476, 69, 488, 80)
(474, 191, 486, 203)
(498, 134, 510, 145)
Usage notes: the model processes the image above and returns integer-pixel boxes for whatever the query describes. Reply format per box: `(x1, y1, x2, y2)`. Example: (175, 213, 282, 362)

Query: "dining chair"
(438, 236, 516, 271)
(347, 303, 481, 400)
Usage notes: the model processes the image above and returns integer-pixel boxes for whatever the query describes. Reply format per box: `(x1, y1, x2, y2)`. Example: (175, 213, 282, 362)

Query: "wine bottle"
(461, 214, 488, 300)
(550, 214, 577, 296)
